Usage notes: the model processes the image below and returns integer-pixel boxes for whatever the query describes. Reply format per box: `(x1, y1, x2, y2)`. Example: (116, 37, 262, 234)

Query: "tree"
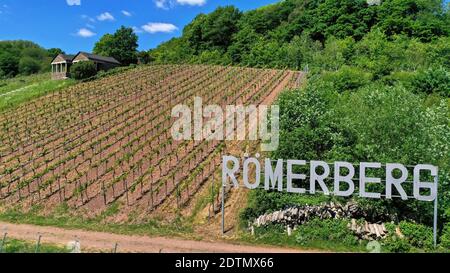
(93, 26, 138, 66)
(70, 61, 97, 80)
(18, 57, 41, 75)
(47, 48, 65, 58)
(376, 0, 448, 41)
(137, 51, 154, 65)
(412, 67, 450, 96)
(0, 40, 51, 77)
(93, 34, 114, 57)
(228, 25, 261, 63)
(183, 6, 242, 52)
(0, 53, 19, 78)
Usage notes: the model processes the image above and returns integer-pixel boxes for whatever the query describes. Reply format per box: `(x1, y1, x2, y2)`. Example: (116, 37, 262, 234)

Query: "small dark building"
(51, 52, 120, 80)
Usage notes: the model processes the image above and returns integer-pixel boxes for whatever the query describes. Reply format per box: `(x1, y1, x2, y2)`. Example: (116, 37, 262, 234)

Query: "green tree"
(0, 53, 19, 78)
(183, 6, 242, 52)
(137, 51, 154, 65)
(47, 48, 65, 58)
(412, 67, 450, 96)
(93, 26, 138, 66)
(228, 25, 260, 63)
(376, 0, 448, 41)
(18, 57, 41, 75)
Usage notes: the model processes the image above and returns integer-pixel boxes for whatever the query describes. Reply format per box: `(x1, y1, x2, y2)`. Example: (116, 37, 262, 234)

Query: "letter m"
(264, 159, 283, 191)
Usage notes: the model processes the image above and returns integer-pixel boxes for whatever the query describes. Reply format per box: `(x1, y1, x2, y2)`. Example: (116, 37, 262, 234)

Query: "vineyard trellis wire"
(0, 64, 302, 219)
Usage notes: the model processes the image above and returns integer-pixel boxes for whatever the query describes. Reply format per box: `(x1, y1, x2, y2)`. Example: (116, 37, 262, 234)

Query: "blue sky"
(0, 0, 278, 54)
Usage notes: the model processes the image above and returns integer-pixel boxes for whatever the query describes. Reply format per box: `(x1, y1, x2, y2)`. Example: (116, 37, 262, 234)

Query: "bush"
(399, 221, 434, 249)
(70, 61, 97, 80)
(294, 218, 358, 247)
(0, 53, 19, 78)
(321, 66, 372, 92)
(439, 223, 450, 249)
(18, 57, 41, 75)
(412, 67, 450, 97)
(383, 236, 412, 253)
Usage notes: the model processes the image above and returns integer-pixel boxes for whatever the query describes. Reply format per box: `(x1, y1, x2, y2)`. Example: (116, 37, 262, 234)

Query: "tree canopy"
(93, 26, 139, 66)
(0, 40, 63, 78)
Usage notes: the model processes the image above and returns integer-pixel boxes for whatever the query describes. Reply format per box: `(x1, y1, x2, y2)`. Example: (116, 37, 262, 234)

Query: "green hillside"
(150, 0, 450, 252)
(0, 40, 63, 78)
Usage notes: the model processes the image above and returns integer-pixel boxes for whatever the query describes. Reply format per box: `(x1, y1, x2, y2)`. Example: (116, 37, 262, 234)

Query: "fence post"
(221, 184, 225, 235)
(433, 175, 439, 248)
(0, 229, 7, 253)
(35, 233, 42, 253)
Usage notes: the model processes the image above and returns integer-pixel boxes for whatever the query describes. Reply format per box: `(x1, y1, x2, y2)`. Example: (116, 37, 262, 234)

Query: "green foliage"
(308, 0, 377, 42)
(322, 65, 372, 92)
(375, 0, 448, 41)
(244, 81, 450, 226)
(412, 67, 450, 96)
(94, 26, 138, 65)
(193, 49, 231, 65)
(137, 51, 154, 65)
(47, 48, 65, 59)
(70, 61, 97, 80)
(439, 223, 450, 249)
(0, 40, 55, 78)
(294, 218, 359, 247)
(18, 57, 41, 75)
(1, 238, 68, 253)
(399, 221, 434, 249)
(383, 236, 412, 253)
(184, 6, 242, 52)
(241, 190, 329, 223)
(151, 0, 449, 77)
(0, 73, 76, 112)
(0, 53, 19, 78)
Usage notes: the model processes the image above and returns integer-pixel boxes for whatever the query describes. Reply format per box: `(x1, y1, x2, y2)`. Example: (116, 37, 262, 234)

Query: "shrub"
(294, 218, 358, 247)
(321, 66, 372, 92)
(399, 221, 434, 249)
(383, 236, 412, 253)
(70, 61, 97, 80)
(18, 57, 41, 75)
(439, 223, 450, 249)
(412, 67, 450, 97)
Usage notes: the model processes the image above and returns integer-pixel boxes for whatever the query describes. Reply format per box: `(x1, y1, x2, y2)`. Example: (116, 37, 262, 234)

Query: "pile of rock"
(253, 202, 362, 228)
(251, 202, 391, 240)
(348, 219, 388, 240)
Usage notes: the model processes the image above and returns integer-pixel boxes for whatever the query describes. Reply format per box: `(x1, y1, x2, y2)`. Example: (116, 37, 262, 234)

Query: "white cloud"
(132, 26, 143, 34)
(66, 0, 81, 6)
(76, 28, 96, 38)
(81, 14, 95, 23)
(154, 0, 206, 9)
(154, 0, 169, 9)
(122, 10, 132, 17)
(86, 24, 95, 29)
(176, 0, 206, 6)
(97, 12, 115, 21)
(142, 23, 178, 34)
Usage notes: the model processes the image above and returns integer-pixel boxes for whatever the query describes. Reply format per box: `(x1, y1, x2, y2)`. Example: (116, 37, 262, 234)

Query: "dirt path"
(0, 221, 318, 253)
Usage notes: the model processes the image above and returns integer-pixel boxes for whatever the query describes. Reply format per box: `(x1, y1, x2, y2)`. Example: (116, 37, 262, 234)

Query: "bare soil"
(0, 221, 318, 253)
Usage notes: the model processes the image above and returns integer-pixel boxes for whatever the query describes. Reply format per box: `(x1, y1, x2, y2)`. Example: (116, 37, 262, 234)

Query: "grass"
(0, 238, 68, 253)
(237, 222, 368, 253)
(0, 203, 193, 239)
(0, 73, 76, 112)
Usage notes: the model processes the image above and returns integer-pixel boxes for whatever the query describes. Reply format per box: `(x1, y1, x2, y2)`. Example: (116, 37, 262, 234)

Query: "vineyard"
(0, 64, 301, 221)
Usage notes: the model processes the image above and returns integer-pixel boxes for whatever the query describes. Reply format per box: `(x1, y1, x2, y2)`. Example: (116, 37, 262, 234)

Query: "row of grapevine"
(0, 64, 302, 219)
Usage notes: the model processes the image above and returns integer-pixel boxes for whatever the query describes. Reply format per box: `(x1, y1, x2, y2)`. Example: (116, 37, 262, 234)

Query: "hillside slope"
(0, 64, 301, 224)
